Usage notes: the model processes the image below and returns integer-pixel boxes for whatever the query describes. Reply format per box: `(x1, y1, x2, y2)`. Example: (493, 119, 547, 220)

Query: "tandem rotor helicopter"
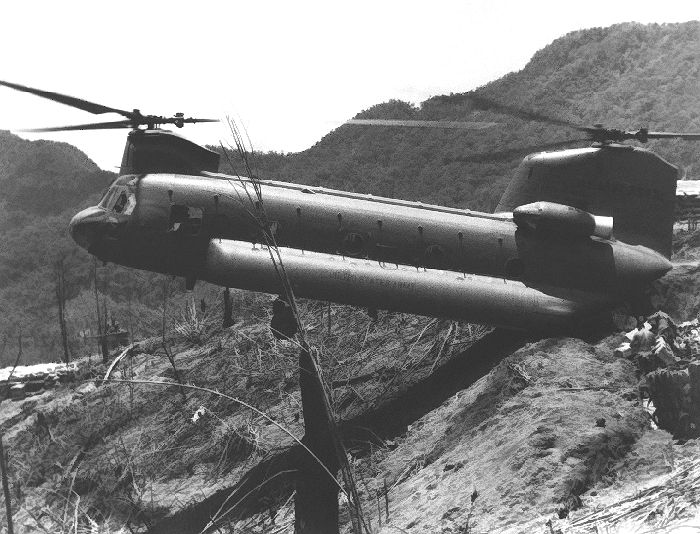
(2, 79, 699, 333)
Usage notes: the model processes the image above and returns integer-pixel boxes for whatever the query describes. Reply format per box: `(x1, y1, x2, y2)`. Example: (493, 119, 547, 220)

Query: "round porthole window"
(342, 233, 365, 256)
(424, 244, 447, 268)
(425, 244, 445, 258)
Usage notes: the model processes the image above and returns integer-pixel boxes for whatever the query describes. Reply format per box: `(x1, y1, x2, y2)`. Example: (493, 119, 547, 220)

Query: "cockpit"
(70, 182, 138, 258)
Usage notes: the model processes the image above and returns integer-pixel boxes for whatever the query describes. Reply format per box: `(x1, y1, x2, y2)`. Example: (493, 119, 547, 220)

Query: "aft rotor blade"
(444, 138, 589, 164)
(346, 119, 497, 129)
(21, 120, 135, 132)
(466, 93, 586, 131)
(580, 126, 700, 143)
(646, 131, 700, 140)
(0, 80, 134, 118)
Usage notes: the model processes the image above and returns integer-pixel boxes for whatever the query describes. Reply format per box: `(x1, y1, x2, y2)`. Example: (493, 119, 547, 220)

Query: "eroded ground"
(2, 259, 700, 533)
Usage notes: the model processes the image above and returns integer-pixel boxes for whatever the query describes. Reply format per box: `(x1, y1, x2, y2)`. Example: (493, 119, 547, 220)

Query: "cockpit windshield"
(98, 186, 118, 209)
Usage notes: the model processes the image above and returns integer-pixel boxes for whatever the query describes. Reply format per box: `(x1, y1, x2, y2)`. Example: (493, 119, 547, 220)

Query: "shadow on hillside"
(151, 329, 529, 533)
(339, 328, 528, 452)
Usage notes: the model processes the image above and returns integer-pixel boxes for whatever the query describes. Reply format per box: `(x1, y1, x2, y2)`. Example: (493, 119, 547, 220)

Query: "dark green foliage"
(0, 132, 111, 362)
(0, 130, 111, 216)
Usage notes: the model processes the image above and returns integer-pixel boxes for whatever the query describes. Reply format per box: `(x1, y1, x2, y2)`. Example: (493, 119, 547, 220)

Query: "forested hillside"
(2, 21, 700, 364)
(0, 131, 254, 365)
(0, 131, 108, 362)
(0, 132, 193, 364)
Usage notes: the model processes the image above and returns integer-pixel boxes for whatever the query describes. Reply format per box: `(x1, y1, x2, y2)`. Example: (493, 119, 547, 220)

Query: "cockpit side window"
(99, 185, 137, 215)
(113, 191, 129, 213)
(122, 193, 137, 215)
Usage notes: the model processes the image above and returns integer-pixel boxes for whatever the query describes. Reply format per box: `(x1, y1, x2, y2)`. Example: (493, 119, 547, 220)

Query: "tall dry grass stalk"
(217, 121, 368, 533)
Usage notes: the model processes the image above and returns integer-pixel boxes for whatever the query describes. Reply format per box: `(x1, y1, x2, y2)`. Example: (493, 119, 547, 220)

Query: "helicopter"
(2, 80, 697, 333)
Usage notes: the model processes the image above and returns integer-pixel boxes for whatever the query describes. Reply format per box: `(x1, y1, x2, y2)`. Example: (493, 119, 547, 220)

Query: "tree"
(92, 258, 108, 363)
(222, 287, 234, 328)
(54, 257, 70, 363)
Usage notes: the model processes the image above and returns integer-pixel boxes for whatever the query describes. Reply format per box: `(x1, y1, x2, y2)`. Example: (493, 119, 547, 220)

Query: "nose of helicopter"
(69, 206, 106, 250)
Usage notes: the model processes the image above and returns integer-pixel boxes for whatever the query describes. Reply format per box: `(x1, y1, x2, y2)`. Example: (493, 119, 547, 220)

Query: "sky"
(1, 0, 698, 170)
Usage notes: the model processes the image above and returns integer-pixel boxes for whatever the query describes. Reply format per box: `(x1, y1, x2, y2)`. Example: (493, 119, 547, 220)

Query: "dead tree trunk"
(92, 258, 108, 363)
(127, 275, 135, 344)
(54, 258, 70, 363)
(222, 287, 234, 328)
(0, 433, 14, 534)
(689, 361, 700, 432)
(161, 278, 187, 402)
(102, 269, 109, 362)
(647, 368, 688, 434)
(295, 347, 340, 534)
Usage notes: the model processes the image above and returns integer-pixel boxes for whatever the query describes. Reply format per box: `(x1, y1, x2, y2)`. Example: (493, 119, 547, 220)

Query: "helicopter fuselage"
(69, 171, 671, 331)
(0, 80, 681, 332)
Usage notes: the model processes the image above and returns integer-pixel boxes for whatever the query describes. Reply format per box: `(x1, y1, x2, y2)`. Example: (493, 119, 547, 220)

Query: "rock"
(653, 338, 677, 366)
(626, 323, 655, 351)
(614, 342, 633, 358)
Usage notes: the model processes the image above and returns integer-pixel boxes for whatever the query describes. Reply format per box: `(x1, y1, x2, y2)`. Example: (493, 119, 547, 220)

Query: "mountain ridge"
(227, 21, 700, 214)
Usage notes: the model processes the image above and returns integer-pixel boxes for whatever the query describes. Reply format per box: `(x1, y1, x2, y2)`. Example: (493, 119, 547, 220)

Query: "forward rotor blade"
(22, 117, 218, 132)
(0, 80, 134, 118)
(153, 116, 219, 128)
(346, 119, 497, 129)
(21, 120, 135, 132)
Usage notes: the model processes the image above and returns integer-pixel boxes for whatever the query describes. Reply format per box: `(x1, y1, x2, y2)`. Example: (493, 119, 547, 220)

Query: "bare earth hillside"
(2, 276, 700, 533)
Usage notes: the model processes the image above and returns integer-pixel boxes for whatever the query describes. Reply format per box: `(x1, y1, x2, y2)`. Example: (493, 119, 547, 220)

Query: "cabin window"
(211, 214, 230, 236)
(425, 244, 445, 259)
(170, 205, 203, 235)
(341, 232, 366, 257)
(424, 244, 447, 268)
(504, 258, 525, 278)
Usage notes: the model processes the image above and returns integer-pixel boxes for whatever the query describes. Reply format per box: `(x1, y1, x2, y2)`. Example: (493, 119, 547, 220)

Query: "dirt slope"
(361, 336, 650, 533)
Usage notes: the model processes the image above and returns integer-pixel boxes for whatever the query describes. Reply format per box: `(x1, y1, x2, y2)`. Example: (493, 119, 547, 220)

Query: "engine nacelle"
(513, 202, 613, 240)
